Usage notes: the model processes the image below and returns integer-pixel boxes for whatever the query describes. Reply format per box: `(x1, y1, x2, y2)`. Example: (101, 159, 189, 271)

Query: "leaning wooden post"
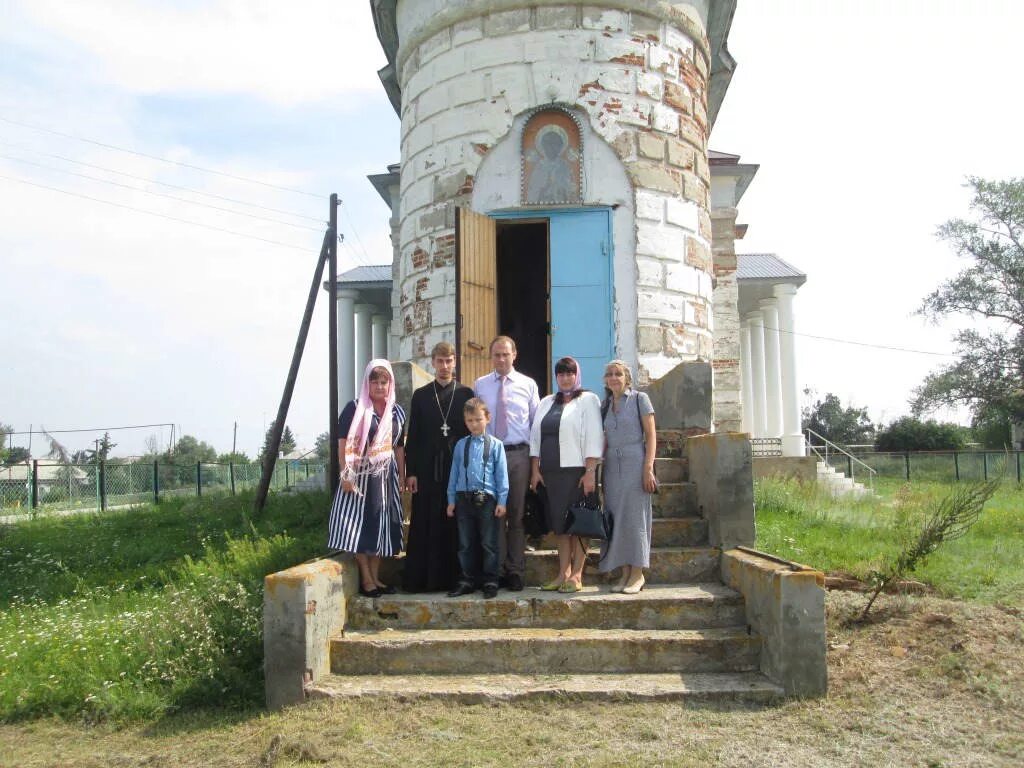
(254, 224, 334, 514)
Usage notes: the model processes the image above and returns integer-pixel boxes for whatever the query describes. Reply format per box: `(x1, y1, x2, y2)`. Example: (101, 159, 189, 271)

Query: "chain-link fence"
(819, 450, 1022, 484)
(0, 459, 326, 517)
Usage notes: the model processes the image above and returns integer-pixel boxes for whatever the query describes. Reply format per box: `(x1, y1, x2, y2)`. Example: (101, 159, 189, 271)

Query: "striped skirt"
(327, 459, 404, 556)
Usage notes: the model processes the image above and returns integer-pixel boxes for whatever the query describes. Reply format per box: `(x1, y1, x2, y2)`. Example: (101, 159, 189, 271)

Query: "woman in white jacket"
(528, 357, 603, 593)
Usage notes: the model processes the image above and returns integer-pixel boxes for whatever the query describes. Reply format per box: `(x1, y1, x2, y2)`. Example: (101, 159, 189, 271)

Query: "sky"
(1, 0, 1021, 459)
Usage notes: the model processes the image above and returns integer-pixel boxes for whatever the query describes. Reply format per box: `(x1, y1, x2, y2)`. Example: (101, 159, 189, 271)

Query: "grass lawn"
(0, 481, 1021, 766)
(755, 478, 1024, 607)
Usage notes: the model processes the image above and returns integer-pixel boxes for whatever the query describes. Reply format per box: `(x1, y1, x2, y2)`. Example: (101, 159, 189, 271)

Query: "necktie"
(494, 375, 508, 440)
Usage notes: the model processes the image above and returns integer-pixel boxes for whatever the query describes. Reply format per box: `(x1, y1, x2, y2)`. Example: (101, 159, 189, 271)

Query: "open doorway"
(495, 219, 549, 394)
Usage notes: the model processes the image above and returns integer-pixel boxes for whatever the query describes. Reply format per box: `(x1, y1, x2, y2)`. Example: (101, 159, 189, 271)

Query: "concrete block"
(485, 9, 531, 36)
(638, 290, 683, 322)
(637, 71, 663, 100)
(652, 103, 680, 135)
(665, 260, 701, 295)
(583, 6, 627, 32)
(597, 67, 634, 94)
(264, 557, 352, 710)
(666, 198, 699, 231)
(649, 45, 679, 76)
(752, 456, 818, 484)
(419, 28, 451, 64)
(637, 223, 686, 259)
(433, 49, 467, 83)
(685, 433, 753, 549)
(721, 549, 827, 697)
(595, 36, 645, 66)
(634, 190, 664, 222)
(626, 161, 679, 194)
(647, 360, 712, 431)
(536, 6, 578, 30)
(452, 17, 484, 46)
(468, 37, 524, 71)
(637, 132, 666, 160)
(630, 13, 662, 41)
(636, 256, 665, 287)
(665, 26, 695, 57)
(417, 84, 451, 120)
(391, 361, 433, 421)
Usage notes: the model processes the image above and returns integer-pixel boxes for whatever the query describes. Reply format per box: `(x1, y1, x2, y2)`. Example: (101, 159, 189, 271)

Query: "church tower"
(370, 1, 738, 395)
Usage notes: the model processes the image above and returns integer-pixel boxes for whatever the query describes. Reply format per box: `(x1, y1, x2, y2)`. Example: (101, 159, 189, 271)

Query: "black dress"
(402, 380, 474, 591)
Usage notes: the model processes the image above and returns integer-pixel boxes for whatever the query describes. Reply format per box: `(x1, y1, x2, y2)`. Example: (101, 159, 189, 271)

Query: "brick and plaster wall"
(393, 1, 715, 384)
(710, 205, 741, 432)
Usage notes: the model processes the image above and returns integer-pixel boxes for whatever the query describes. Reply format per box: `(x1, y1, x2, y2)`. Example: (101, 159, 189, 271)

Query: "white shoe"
(622, 575, 645, 594)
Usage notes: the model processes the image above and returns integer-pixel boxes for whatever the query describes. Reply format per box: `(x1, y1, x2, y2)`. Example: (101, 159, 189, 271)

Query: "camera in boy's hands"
(470, 490, 490, 509)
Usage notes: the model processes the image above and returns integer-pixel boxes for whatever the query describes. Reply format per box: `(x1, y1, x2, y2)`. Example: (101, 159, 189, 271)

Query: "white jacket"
(529, 391, 604, 467)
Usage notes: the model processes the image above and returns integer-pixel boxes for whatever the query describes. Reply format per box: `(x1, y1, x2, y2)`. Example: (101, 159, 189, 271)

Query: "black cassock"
(402, 379, 474, 592)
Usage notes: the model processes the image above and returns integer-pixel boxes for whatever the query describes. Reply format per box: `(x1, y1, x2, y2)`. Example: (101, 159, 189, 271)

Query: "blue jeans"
(455, 493, 500, 588)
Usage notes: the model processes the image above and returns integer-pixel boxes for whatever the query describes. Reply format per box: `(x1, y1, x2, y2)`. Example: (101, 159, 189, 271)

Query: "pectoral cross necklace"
(434, 381, 455, 437)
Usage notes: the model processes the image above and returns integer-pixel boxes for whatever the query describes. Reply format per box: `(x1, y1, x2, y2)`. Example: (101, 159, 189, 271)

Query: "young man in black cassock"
(402, 341, 475, 592)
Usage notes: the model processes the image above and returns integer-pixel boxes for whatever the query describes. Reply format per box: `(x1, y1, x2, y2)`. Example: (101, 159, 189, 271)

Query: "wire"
(0, 152, 324, 232)
(0, 114, 324, 199)
(761, 324, 954, 357)
(0, 138, 326, 223)
(0, 173, 317, 252)
(339, 199, 374, 264)
(6, 423, 174, 436)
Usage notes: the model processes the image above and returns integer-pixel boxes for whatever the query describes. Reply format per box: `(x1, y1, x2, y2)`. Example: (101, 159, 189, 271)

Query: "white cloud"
(18, 0, 388, 105)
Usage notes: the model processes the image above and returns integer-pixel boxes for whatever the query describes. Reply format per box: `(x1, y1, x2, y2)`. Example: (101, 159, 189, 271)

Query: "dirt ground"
(1, 592, 1021, 768)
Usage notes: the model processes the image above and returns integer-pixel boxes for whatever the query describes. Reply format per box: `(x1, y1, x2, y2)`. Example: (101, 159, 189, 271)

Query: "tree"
(801, 392, 875, 446)
(86, 432, 117, 463)
(0, 422, 11, 463)
(912, 177, 1024, 433)
(259, 421, 296, 460)
(218, 451, 250, 464)
(314, 431, 331, 461)
(3, 447, 30, 466)
(162, 435, 218, 486)
(875, 416, 968, 452)
(971, 409, 1012, 450)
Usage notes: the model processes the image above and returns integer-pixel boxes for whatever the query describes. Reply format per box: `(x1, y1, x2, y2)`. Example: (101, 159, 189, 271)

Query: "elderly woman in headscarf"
(528, 356, 603, 593)
(328, 359, 407, 598)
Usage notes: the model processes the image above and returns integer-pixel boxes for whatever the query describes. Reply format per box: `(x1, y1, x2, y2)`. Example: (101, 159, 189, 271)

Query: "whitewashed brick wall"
(393, 3, 714, 383)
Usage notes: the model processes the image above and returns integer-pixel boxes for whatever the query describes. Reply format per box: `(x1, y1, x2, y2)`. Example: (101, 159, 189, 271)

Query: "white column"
(746, 310, 768, 438)
(371, 313, 389, 360)
(740, 323, 754, 436)
(774, 283, 806, 457)
(354, 303, 375, 384)
(336, 289, 359, 406)
(759, 298, 784, 439)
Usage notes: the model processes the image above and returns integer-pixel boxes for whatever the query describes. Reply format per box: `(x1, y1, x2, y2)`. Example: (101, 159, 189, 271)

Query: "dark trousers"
(500, 447, 529, 578)
(455, 494, 500, 588)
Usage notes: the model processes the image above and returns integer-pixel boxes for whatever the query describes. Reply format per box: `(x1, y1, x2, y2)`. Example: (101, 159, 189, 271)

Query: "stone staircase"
(305, 440, 785, 703)
(816, 461, 872, 499)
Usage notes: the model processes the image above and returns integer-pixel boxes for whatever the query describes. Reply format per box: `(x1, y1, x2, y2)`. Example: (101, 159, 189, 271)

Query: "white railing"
(804, 428, 877, 490)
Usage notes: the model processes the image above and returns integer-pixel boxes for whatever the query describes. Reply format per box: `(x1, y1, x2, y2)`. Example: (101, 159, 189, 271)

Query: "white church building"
(330, 0, 807, 457)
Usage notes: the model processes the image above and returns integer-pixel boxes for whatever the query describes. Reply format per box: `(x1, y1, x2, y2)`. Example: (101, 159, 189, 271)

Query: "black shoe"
(447, 583, 476, 598)
(482, 585, 498, 599)
(358, 585, 382, 598)
(377, 583, 397, 595)
(505, 574, 524, 592)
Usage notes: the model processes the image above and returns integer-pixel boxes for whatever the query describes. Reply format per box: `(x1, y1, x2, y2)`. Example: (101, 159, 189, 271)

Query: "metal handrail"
(805, 428, 877, 489)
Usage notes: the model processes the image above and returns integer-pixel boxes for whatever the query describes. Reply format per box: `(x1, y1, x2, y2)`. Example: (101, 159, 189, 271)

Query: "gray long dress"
(599, 390, 654, 572)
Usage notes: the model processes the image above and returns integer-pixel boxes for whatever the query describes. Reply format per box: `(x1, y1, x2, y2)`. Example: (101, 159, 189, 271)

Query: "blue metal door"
(548, 209, 613, 392)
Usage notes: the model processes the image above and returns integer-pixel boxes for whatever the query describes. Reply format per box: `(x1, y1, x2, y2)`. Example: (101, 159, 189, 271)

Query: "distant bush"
(875, 417, 968, 452)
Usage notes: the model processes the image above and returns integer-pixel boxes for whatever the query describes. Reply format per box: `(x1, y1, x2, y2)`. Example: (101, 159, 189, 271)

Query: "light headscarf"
(344, 358, 396, 478)
(554, 356, 584, 403)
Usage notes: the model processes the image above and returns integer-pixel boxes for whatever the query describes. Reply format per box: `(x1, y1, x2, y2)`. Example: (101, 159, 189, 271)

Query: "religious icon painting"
(521, 108, 582, 205)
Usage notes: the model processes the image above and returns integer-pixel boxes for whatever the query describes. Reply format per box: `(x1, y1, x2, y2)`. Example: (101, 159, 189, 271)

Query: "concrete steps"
(540, 516, 706, 549)
(816, 462, 872, 499)
(347, 583, 746, 631)
(526, 546, 720, 585)
(308, 671, 783, 703)
(652, 482, 699, 517)
(330, 626, 760, 675)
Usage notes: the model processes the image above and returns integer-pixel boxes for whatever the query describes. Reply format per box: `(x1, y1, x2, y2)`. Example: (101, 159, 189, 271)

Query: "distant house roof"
(737, 253, 806, 283)
(338, 265, 392, 285)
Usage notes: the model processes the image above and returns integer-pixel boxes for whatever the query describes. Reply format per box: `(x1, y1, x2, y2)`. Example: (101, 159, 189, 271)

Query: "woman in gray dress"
(599, 360, 657, 594)
(528, 357, 603, 593)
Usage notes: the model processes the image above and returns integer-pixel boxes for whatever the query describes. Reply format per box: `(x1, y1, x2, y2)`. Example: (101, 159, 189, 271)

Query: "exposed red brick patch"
(664, 81, 692, 114)
(457, 175, 474, 195)
(686, 238, 711, 272)
(472, 142, 490, 156)
(415, 277, 429, 300)
(610, 53, 645, 66)
(411, 247, 429, 270)
(578, 80, 602, 96)
(603, 97, 623, 113)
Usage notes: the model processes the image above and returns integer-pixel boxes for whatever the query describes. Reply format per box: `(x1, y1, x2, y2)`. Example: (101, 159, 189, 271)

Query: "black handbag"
(523, 488, 549, 538)
(564, 493, 612, 541)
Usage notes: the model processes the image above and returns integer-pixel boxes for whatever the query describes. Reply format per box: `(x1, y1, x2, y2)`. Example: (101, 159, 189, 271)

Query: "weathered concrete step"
(347, 583, 745, 631)
(654, 457, 688, 483)
(540, 516, 706, 549)
(308, 671, 783, 703)
(652, 483, 699, 518)
(330, 626, 760, 675)
(526, 546, 720, 585)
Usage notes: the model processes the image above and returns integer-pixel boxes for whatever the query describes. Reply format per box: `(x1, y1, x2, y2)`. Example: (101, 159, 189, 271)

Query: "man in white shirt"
(473, 335, 539, 591)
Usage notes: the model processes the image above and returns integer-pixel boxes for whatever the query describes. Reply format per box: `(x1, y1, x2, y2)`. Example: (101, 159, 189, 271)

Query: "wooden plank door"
(455, 207, 497, 385)
(548, 208, 613, 391)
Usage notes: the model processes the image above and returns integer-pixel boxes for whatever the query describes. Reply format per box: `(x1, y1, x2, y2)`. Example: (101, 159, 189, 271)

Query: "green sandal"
(540, 580, 563, 591)
(558, 581, 583, 593)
